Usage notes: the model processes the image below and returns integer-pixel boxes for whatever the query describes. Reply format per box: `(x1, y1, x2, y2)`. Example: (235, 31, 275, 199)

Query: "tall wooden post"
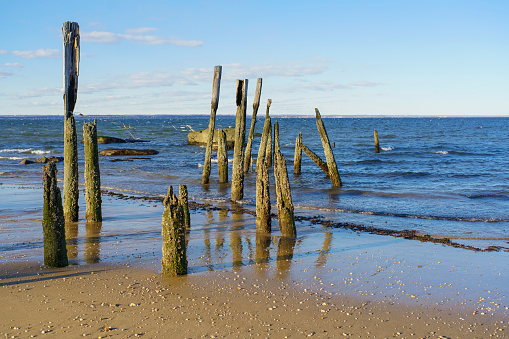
(274, 150, 296, 237)
(255, 100, 272, 172)
(217, 129, 228, 183)
(315, 108, 342, 187)
(294, 132, 302, 174)
(374, 130, 380, 153)
(161, 186, 187, 275)
(202, 66, 222, 184)
(83, 120, 102, 222)
(244, 78, 262, 173)
(179, 184, 190, 229)
(63, 21, 80, 222)
(43, 162, 68, 267)
(256, 158, 271, 234)
(231, 79, 248, 202)
(274, 121, 280, 154)
(265, 100, 273, 168)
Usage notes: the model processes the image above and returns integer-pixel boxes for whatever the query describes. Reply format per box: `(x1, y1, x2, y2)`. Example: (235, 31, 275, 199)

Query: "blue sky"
(1, 0, 507, 116)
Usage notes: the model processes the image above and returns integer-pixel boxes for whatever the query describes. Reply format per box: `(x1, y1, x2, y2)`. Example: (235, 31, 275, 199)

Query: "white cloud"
(81, 28, 204, 47)
(0, 69, 14, 78)
(349, 81, 384, 87)
(0, 48, 60, 59)
(3, 63, 23, 68)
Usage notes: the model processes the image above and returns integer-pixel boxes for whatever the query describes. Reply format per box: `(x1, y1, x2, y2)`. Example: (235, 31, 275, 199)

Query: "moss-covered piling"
(161, 186, 187, 275)
(83, 120, 102, 222)
(231, 79, 248, 202)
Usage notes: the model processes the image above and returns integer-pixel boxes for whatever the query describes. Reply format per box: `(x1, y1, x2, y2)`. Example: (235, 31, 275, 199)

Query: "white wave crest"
(30, 150, 51, 155)
(381, 146, 395, 151)
(434, 151, 449, 155)
(0, 156, 24, 160)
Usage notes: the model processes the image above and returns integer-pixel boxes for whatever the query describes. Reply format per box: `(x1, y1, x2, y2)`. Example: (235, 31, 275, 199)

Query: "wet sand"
(1, 184, 508, 338)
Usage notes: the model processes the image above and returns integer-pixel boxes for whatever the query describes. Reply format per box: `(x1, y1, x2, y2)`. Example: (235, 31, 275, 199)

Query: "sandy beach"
(1, 184, 508, 338)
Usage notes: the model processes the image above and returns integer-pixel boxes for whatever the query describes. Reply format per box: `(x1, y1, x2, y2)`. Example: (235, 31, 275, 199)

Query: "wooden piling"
(42, 162, 68, 267)
(255, 101, 272, 171)
(63, 21, 80, 222)
(83, 120, 102, 222)
(202, 66, 222, 184)
(273, 150, 296, 237)
(231, 79, 248, 202)
(274, 121, 280, 154)
(179, 184, 190, 229)
(217, 129, 228, 183)
(256, 158, 271, 234)
(294, 132, 302, 174)
(161, 186, 187, 275)
(244, 78, 262, 173)
(315, 108, 342, 187)
(301, 143, 329, 176)
(374, 129, 380, 153)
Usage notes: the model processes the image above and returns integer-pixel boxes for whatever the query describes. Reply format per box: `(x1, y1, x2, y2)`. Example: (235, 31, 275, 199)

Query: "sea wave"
(0, 148, 51, 155)
(0, 156, 24, 160)
(433, 150, 449, 155)
(381, 146, 394, 151)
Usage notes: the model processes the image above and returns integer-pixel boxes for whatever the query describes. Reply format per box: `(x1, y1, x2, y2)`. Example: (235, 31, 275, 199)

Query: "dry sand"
(1, 186, 508, 338)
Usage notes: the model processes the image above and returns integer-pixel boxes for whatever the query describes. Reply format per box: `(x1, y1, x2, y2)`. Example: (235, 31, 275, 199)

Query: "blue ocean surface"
(1, 115, 508, 248)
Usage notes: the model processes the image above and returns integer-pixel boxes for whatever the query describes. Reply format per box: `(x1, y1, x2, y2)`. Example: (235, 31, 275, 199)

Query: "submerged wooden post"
(274, 150, 296, 237)
(315, 108, 342, 187)
(161, 186, 187, 275)
(301, 143, 329, 176)
(83, 120, 102, 222)
(217, 129, 228, 183)
(244, 78, 262, 173)
(231, 79, 248, 202)
(179, 184, 190, 229)
(63, 21, 80, 222)
(202, 66, 222, 184)
(294, 132, 302, 174)
(265, 100, 273, 168)
(374, 130, 380, 153)
(255, 102, 272, 172)
(43, 162, 68, 267)
(256, 158, 271, 233)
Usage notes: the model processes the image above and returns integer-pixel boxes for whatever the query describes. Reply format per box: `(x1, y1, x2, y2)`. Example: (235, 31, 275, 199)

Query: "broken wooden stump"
(274, 150, 296, 238)
(83, 120, 102, 222)
(179, 184, 190, 229)
(231, 79, 248, 202)
(244, 78, 262, 173)
(217, 129, 228, 183)
(161, 185, 187, 276)
(202, 65, 222, 184)
(294, 132, 302, 175)
(42, 162, 68, 267)
(374, 129, 380, 153)
(301, 143, 329, 176)
(256, 158, 271, 234)
(315, 108, 342, 187)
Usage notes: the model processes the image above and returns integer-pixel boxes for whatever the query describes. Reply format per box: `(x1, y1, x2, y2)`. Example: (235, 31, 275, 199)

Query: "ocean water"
(1, 115, 508, 249)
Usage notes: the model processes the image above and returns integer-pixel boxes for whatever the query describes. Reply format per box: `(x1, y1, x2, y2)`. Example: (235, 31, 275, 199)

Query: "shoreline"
(1, 183, 508, 337)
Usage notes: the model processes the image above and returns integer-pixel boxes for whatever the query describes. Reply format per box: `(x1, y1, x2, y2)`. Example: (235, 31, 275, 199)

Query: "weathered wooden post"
(255, 102, 272, 172)
(265, 100, 273, 168)
(274, 150, 296, 237)
(217, 129, 228, 183)
(374, 130, 380, 153)
(301, 143, 329, 176)
(179, 184, 190, 229)
(315, 108, 342, 187)
(231, 79, 248, 202)
(202, 66, 222, 184)
(161, 185, 187, 275)
(274, 121, 280, 154)
(42, 162, 68, 267)
(63, 21, 80, 222)
(83, 120, 102, 222)
(256, 158, 271, 233)
(294, 132, 302, 174)
(244, 78, 262, 173)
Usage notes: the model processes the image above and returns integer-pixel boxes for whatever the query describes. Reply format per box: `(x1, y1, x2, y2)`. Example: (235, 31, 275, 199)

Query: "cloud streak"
(81, 28, 204, 47)
(0, 48, 60, 59)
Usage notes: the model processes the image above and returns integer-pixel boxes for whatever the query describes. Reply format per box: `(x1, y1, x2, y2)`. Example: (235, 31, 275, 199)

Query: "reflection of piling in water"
(315, 108, 342, 186)
(63, 21, 80, 223)
(374, 129, 380, 153)
(294, 132, 302, 175)
(83, 120, 102, 222)
(65, 222, 79, 260)
(256, 101, 272, 172)
(315, 232, 332, 267)
(161, 186, 187, 275)
(85, 222, 102, 264)
(230, 212, 244, 269)
(179, 185, 190, 229)
(276, 237, 296, 275)
(256, 158, 271, 234)
(202, 65, 222, 184)
(274, 149, 296, 237)
(231, 79, 248, 202)
(255, 233, 271, 265)
(244, 78, 262, 173)
(217, 130, 228, 183)
(43, 162, 68, 267)
(301, 143, 329, 176)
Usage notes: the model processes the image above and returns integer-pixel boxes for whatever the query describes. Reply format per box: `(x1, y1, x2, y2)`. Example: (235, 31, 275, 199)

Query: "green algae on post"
(83, 120, 102, 222)
(179, 184, 190, 229)
(274, 151, 296, 238)
(217, 129, 228, 183)
(202, 65, 222, 184)
(161, 186, 187, 275)
(256, 158, 271, 234)
(42, 162, 68, 267)
(231, 79, 248, 202)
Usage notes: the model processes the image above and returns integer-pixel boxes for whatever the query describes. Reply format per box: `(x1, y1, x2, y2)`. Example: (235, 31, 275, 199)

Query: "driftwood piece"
(202, 65, 222, 184)
(231, 79, 248, 201)
(315, 108, 342, 186)
(244, 78, 262, 173)
(161, 186, 187, 275)
(294, 132, 302, 174)
(217, 129, 228, 183)
(301, 143, 329, 176)
(43, 162, 68, 267)
(274, 150, 296, 238)
(256, 158, 271, 233)
(83, 120, 102, 222)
